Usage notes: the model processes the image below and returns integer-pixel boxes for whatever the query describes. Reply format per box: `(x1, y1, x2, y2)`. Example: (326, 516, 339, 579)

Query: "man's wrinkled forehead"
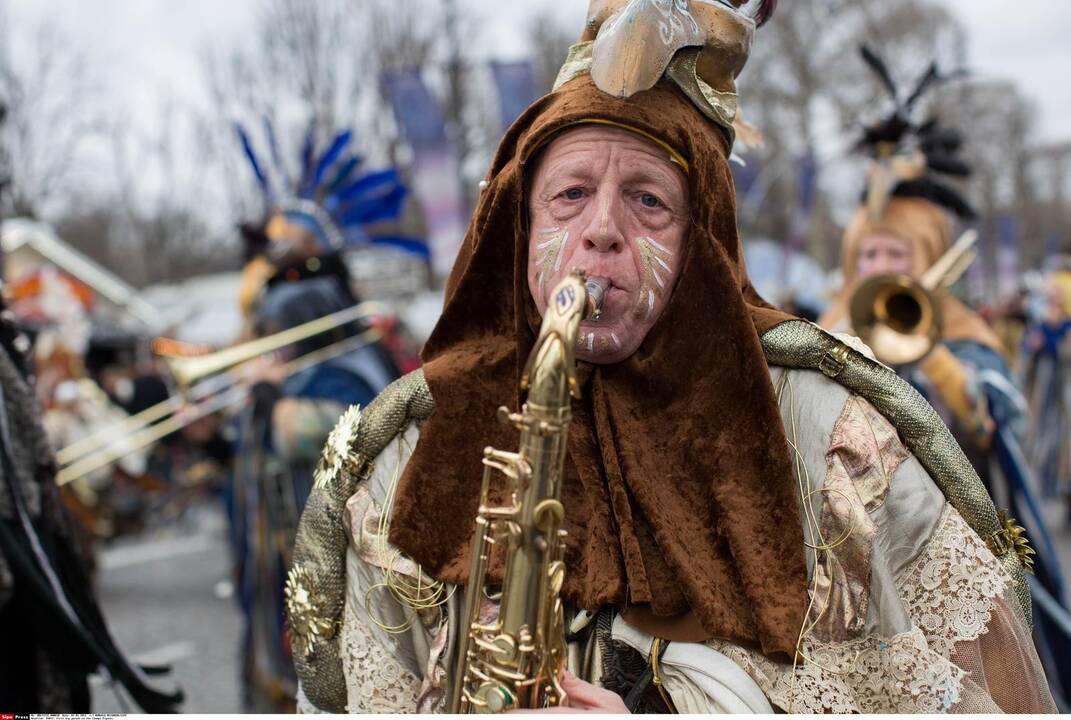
(529, 125, 687, 189)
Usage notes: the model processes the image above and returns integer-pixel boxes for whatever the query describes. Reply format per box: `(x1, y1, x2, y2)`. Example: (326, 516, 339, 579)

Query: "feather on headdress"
(856, 45, 974, 221)
(235, 118, 428, 260)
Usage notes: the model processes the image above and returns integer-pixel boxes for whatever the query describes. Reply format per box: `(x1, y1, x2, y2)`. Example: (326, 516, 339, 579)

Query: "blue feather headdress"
(236, 119, 429, 260)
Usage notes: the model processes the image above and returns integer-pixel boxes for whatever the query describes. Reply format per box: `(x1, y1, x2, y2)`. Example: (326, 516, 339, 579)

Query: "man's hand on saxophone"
(514, 672, 628, 714)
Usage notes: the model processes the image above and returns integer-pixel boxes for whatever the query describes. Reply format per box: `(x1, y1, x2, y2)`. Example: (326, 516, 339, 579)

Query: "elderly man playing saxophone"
(285, 1, 1055, 713)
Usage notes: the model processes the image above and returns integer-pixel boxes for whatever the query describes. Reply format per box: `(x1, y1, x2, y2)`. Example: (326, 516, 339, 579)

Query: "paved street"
(89, 503, 243, 714)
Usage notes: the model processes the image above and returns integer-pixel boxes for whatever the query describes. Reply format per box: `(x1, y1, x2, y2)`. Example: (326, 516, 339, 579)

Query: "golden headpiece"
(554, 0, 776, 145)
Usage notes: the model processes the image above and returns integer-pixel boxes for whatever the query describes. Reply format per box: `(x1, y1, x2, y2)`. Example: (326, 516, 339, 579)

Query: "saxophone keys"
(496, 406, 520, 426)
(473, 681, 516, 713)
(490, 633, 518, 664)
(532, 499, 565, 531)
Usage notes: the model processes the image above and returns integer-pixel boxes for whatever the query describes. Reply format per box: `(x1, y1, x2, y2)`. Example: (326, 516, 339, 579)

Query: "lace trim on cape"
(708, 504, 1010, 713)
(340, 597, 422, 713)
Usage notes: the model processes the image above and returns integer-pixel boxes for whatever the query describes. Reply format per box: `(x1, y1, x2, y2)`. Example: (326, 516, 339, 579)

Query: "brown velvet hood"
(388, 75, 807, 659)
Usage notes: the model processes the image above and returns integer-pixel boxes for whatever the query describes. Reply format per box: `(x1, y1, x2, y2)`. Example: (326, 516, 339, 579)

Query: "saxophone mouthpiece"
(584, 276, 610, 321)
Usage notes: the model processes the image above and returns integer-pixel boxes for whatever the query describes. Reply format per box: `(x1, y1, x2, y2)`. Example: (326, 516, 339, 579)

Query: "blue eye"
(563, 187, 584, 200)
(640, 193, 662, 208)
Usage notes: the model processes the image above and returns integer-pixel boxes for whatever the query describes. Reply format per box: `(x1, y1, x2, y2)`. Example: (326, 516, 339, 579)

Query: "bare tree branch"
(0, 18, 104, 218)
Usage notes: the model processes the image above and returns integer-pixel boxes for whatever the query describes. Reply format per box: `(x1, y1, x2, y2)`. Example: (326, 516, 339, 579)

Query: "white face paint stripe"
(644, 236, 673, 254)
(535, 228, 568, 297)
(552, 230, 568, 272)
(599, 193, 611, 241)
(611, 332, 621, 348)
(587, 333, 594, 352)
(634, 236, 675, 310)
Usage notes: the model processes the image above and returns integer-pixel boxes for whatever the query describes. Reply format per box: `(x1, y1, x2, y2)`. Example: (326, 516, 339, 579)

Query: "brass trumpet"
(54, 301, 387, 485)
(161, 301, 386, 391)
(849, 230, 978, 366)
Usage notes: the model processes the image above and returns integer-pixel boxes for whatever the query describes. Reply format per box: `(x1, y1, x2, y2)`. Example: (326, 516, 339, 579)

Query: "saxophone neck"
(522, 272, 608, 403)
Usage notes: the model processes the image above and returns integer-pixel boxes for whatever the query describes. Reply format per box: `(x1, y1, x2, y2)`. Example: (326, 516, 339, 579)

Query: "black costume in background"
(0, 309, 181, 713)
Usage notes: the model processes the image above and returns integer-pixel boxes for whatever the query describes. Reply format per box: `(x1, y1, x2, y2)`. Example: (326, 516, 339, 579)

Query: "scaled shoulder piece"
(287, 369, 434, 712)
(761, 319, 1032, 625)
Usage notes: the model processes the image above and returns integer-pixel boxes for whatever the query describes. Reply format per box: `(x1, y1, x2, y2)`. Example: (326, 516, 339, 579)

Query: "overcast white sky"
(4, 1, 1069, 143)
(3, 0, 1070, 224)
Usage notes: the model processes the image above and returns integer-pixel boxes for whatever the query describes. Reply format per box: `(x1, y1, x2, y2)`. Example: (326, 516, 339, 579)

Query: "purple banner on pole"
(1045, 232, 1062, 262)
(997, 215, 1019, 299)
(489, 60, 539, 133)
(382, 69, 449, 150)
(966, 249, 988, 304)
(382, 68, 467, 277)
(730, 156, 763, 217)
(731, 158, 761, 196)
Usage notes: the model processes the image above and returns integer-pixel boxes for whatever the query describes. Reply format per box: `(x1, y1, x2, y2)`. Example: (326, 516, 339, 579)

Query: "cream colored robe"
(298, 363, 1056, 714)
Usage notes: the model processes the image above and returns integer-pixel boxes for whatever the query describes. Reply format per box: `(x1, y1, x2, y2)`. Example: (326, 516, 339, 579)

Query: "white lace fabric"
(709, 504, 1018, 714)
(333, 425, 454, 714)
(896, 504, 1009, 658)
(340, 596, 423, 713)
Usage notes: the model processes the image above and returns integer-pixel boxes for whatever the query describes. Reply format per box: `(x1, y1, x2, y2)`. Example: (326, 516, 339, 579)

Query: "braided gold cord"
(288, 370, 435, 712)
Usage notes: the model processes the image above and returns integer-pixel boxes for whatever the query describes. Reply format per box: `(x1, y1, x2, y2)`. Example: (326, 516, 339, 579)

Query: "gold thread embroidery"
(363, 431, 455, 634)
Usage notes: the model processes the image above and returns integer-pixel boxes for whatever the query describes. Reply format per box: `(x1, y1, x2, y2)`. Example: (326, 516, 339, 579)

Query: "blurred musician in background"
(820, 47, 1071, 705)
(11, 266, 151, 545)
(820, 49, 1005, 475)
(230, 120, 426, 711)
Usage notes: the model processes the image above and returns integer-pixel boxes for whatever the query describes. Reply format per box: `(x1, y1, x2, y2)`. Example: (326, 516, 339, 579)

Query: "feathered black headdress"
(856, 45, 975, 220)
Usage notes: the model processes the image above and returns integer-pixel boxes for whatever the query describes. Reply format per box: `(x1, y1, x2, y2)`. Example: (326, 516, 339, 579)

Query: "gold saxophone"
(450, 271, 609, 713)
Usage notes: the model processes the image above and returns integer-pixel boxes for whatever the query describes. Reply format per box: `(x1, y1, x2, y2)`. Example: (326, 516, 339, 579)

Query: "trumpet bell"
(849, 273, 943, 366)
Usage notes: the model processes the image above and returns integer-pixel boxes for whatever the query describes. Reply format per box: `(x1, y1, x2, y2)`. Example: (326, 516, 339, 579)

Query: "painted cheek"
(632, 235, 677, 320)
(532, 226, 570, 299)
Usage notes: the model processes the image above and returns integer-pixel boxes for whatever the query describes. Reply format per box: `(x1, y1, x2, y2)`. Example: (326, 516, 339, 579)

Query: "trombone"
(54, 302, 387, 486)
(849, 229, 978, 366)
